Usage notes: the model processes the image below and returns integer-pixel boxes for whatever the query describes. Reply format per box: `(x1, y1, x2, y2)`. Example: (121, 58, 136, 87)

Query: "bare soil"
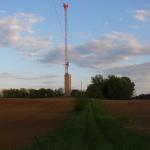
(0, 97, 75, 150)
(101, 100, 150, 134)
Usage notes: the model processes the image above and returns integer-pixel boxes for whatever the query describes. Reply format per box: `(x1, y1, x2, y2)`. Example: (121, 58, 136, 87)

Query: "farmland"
(15, 98, 150, 150)
(0, 98, 75, 150)
(0, 98, 150, 150)
(101, 100, 150, 134)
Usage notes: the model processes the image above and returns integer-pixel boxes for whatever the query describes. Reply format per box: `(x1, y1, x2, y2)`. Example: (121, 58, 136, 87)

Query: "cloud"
(1, 13, 149, 70)
(128, 25, 142, 29)
(0, 72, 58, 89)
(0, 72, 56, 81)
(68, 32, 149, 69)
(0, 12, 54, 61)
(133, 10, 150, 21)
(0, 12, 150, 94)
(0, 13, 42, 47)
(16, 36, 53, 61)
(104, 62, 150, 95)
(0, 10, 6, 15)
(40, 32, 150, 71)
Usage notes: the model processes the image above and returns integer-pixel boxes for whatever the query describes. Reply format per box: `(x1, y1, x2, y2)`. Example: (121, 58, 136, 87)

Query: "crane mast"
(64, 3, 69, 74)
(63, 3, 71, 96)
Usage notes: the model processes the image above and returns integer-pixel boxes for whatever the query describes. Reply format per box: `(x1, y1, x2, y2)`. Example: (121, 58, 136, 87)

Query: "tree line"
(133, 94, 150, 99)
(1, 88, 63, 98)
(0, 74, 137, 99)
(86, 75, 135, 99)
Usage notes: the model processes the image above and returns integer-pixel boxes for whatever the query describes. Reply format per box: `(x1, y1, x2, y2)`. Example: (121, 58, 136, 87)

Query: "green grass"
(14, 98, 150, 150)
(92, 99, 150, 150)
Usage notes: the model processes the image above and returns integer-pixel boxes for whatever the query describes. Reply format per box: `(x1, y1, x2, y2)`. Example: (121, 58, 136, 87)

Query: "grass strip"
(84, 99, 113, 150)
(91, 99, 150, 150)
(13, 98, 150, 150)
(15, 98, 86, 150)
(15, 98, 114, 150)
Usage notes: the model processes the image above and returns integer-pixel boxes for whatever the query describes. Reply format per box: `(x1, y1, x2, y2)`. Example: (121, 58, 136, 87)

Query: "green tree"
(103, 75, 135, 99)
(54, 88, 64, 96)
(19, 88, 29, 98)
(46, 89, 54, 97)
(86, 75, 135, 99)
(71, 89, 82, 97)
(86, 75, 104, 98)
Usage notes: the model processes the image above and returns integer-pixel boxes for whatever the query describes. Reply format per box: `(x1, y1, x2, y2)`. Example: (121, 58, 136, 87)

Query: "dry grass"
(101, 100, 150, 134)
(0, 97, 75, 149)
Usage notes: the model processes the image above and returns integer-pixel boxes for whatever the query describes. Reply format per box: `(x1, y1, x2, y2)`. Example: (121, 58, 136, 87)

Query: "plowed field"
(101, 100, 150, 134)
(0, 98, 75, 149)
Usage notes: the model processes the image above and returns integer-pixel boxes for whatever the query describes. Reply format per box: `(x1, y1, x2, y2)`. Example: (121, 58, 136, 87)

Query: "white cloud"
(0, 12, 150, 94)
(0, 10, 6, 15)
(0, 72, 56, 81)
(105, 62, 150, 95)
(68, 32, 149, 69)
(128, 25, 142, 29)
(0, 72, 58, 89)
(133, 10, 150, 21)
(0, 13, 43, 47)
(40, 32, 150, 72)
(2, 13, 149, 70)
(0, 12, 54, 61)
(17, 36, 53, 61)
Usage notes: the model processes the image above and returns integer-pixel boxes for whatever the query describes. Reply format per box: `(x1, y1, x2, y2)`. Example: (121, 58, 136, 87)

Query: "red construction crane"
(63, 2, 71, 96)
(63, 3, 69, 74)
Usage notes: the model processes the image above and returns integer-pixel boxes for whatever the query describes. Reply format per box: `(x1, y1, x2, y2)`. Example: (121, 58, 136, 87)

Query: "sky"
(0, 0, 150, 95)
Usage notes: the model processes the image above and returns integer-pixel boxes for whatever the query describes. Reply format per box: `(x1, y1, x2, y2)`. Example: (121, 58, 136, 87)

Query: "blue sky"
(0, 0, 150, 94)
